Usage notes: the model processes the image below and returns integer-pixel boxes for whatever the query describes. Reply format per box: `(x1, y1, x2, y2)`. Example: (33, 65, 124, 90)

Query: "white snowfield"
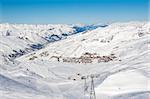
(0, 22, 150, 99)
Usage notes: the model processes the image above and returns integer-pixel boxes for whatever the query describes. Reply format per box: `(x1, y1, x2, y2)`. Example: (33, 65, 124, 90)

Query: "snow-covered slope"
(0, 22, 150, 99)
(0, 23, 99, 65)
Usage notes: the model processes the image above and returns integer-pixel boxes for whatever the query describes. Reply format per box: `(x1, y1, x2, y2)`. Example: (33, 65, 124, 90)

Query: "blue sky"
(0, 0, 149, 24)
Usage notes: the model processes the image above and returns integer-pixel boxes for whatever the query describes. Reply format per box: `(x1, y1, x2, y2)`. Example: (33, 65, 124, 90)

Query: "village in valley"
(29, 51, 118, 64)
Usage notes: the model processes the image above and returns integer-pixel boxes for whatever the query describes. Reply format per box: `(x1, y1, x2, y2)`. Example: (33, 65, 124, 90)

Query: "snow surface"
(0, 22, 150, 99)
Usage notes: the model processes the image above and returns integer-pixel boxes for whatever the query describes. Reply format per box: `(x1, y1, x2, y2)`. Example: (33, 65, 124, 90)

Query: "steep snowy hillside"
(0, 22, 150, 99)
(0, 23, 100, 65)
(18, 22, 149, 61)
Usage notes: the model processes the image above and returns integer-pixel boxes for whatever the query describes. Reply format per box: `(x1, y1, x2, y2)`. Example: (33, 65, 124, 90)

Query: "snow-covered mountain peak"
(0, 22, 150, 99)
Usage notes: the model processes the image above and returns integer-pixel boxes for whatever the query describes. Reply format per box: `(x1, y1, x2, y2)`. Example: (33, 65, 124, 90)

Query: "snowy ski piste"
(0, 22, 149, 99)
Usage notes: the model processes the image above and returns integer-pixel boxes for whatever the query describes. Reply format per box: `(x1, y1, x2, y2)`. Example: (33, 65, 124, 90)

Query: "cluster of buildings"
(50, 52, 117, 64)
